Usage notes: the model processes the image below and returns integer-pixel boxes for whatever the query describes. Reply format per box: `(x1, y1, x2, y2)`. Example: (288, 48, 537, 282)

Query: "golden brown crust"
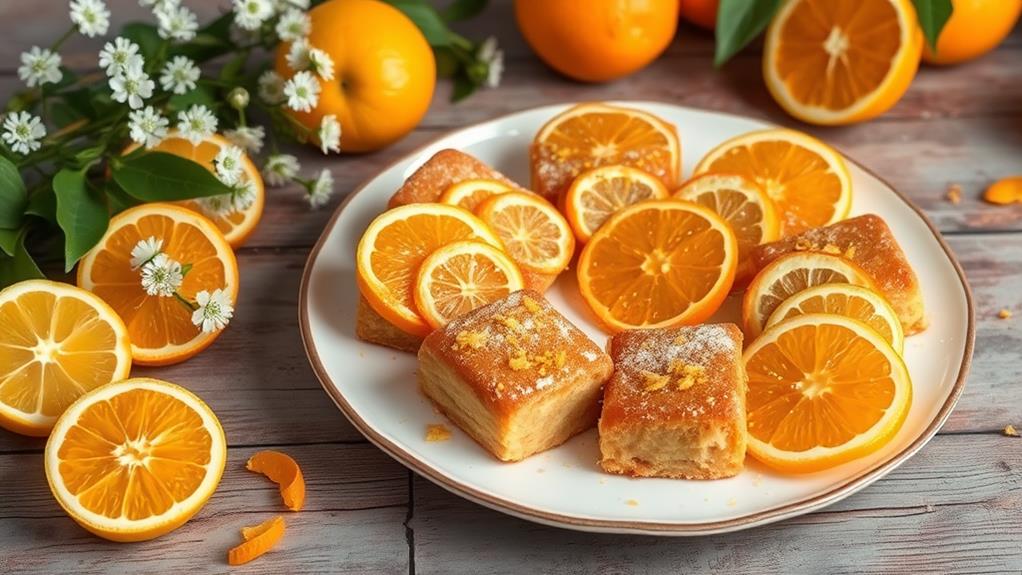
(355, 295, 423, 353)
(388, 148, 527, 208)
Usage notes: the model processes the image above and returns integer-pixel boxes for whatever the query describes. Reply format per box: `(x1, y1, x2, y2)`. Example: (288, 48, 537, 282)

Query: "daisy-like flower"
(283, 71, 320, 113)
(231, 179, 258, 212)
(70, 0, 111, 37)
(257, 70, 286, 104)
(128, 105, 169, 149)
(225, 125, 265, 153)
(159, 56, 199, 95)
(276, 0, 309, 9)
(155, 2, 198, 41)
(318, 114, 340, 155)
(307, 168, 334, 208)
(197, 193, 234, 217)
(275, 8, 310, 42)
(478, 36, 504, 88)
(130, 236, 163, 269)
(18, 47, 62, 88)
(2, 111, 46, 155)
(176, 104, 218, 145)
(233, 0, 274, 30)
(213, 145, 245, 186)
(140, 253, 183, 297)
(285, 38, 311, 71)
(191, 289, 234, 333)
(307, 47, 335, 81)
(263, 154, 299, 187)
(98, 37, 143, 77)
(109, 66, 155, 110)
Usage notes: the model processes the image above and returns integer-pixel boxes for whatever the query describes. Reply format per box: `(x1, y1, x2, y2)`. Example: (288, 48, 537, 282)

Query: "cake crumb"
(997, 308, 1013, 320)
(494, 313, 521, 332)
(521, 296, 542, 314)
(508, 350, 532, 371)
(642, 370, 670, 391)
(727, 498, 737, 507)
(1004, 424, 1019, 437)
(821, 243, 842, 255)
(625, 499, 639, 507)
(358, 351, 365, 358)
(537, 468, 545, 474)
(671, 361, 705, 391)
(454, 329, 489, 350)
(425, 424, 451, 442)
(844, 245, 857, 259)
(794, 238, 817, 251)
(946, 183, 962, 204)
(672, 334, 687, 346)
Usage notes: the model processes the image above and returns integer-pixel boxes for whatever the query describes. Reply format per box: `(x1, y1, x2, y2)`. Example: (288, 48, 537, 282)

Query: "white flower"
(478, 37, 503, 88)
(285, 38, 311, 71)
(257, 70, 286, 104)
(70, 0, 111, 37)
(231, 179, 258, 212)
(109, 66, 155, 110)
(98, 37, 143, 77)
(213, 145, 245, 186)
(128, 105, 169, 149)
(318, 114, 340, 155)
(283, 70, 320, 112)
(197, 194, 234, 217)
(224, 125, 264, 153)
(130, 236, 163, 269)
(18, 47, 62, 88)
(159, 55, 199, 95)
(176, 104, 218, 145)
(275, 0, 308, 9)
(155, 2, 198, 41)
(140, 253, 183, 297)
(191, 288, 234, 333)
(2, 112, 46, 155)
(307, 168, 334, 208)
(233, 0, 274, 31)
(275, 8, 310, 42)
(263, 154, 299, 186)
(307, 48, 334, 81)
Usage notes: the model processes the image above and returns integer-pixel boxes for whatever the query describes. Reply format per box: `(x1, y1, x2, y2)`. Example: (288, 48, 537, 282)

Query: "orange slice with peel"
(565, 165, 670, 243)
(439, 178, 514, 211)
(247, 450, 306, 511)
(228, 515, 286, 566)
(475, 191, 575, 275)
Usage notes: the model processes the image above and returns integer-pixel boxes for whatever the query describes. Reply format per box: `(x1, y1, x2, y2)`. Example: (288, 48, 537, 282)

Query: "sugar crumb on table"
(425, 424, 452, 442)
(946, 183, 962, 204)
(1003, 424, 1019, 437)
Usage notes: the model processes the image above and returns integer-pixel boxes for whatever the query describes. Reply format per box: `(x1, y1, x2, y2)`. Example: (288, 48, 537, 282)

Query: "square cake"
(599, 324, 747, 480)
(355, 296, 423, 353)
(418, 290, 613, 462)
(388, 148, 527, 208)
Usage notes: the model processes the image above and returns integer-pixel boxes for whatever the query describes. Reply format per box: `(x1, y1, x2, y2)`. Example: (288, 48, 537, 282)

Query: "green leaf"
(105, 181, 141, 214)
(112, 152, 233, 202)
(441, 0, 487, 21)
(714, 0, 783, 67)
(0, 156, 27, 229)
(913, 0, 953, 51)
(0, 227, 17, 256)
(451, 74, 477, 102)
(0, 231, 44, 288)
(25, 186, 57, 225)
(385, 1, 451, 46)
(53, 169, 109, 272)
(121, 22, 164, 62)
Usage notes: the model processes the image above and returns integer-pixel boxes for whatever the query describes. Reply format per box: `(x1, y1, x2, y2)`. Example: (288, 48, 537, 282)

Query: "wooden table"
(2, 2, 1020, 573)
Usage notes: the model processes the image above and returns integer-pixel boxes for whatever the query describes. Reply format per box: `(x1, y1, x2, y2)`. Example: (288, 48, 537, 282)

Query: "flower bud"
(228, 87, 250, 110)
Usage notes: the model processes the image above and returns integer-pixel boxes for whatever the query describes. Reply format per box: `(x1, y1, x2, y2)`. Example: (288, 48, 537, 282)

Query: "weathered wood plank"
(410, 434, 1022, 575)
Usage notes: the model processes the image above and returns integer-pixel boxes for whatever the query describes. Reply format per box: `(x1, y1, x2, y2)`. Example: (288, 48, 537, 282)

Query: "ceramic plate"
(299, 102, 974, 535)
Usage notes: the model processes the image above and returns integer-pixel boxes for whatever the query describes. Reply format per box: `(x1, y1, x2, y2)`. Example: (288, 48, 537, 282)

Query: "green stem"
(51, 26, 77, 51)
(173, 291, 198, 311)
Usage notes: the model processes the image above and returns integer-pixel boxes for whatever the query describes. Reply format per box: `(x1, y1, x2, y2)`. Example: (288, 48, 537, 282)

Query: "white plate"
(299, 102, 974, 535)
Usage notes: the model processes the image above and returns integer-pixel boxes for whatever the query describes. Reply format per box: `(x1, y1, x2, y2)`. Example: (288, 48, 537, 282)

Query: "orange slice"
(413, 240, 525, 330)
(743, 252, 875, 338)
(743, 313, 912, 472)
(765, 283, 904, 353)
(246, 450, 305, 511)
(565, 165, 670, 242)
(531, 102, 680, 201)
(77, 203, 240, 366)
(356, 203, 503, 337)
(44, 378, 227, 541)
(674, 173, 780, 283)
(764, 0, 923, 125)
(475, 191, 575, 274)
(984, 177, 1022, 205)
(228, 515, 286, 566)
(0, 280, 132, 436)
(694, 129, 852, 236)
(577, 199, 738, 332)
(439, 178, 515, 211)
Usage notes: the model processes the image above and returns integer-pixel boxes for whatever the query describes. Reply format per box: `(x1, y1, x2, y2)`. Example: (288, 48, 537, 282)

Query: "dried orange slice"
(475, 191, 575, 274)
(694, 129, 851, 236)
(577, 199, 738, 332)
(228, 515, 286, 566)
(531, 102, 680, 201)
(565, 165, 670, 242)
(0, 280, 132, 436)
(413, 240, 525, 330)
(247, 450, 306, 512)
(356, 203, 503, 337)
(77, 203, 240, 366)
(743, 314, 912, 472)
(439, 178, 514, 211)
(765, 283, 904, 353)
(674, 173, 780, 282)
(764, 0, 923, 125)
(44, 378, 227, 541)
(743, 252, 875, 338)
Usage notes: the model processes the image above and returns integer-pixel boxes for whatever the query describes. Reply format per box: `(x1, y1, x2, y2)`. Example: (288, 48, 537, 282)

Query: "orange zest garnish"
(984, 177, 1022, 205)
(228, 516, 286, 566)
(246, 450, 306, 512)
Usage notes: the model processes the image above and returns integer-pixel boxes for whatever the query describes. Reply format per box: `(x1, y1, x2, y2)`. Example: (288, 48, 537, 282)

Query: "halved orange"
(475, 191, 575, 275)
(44, 378, 227, 541)
(743, 313, 912, 473)
(0, 280, 132, 436)
(565, 165, 670, 242)
(674, 173, 780, 283)
(531, 103, 680, 201)
(247, 450, 306, 512)
(356, 203, 503, 337)
(694, 129, 851, 236)
(77, 203, 240, 366)
(413, 240, 525, 330)
(743, 252, 875, 338)
(764, 0, 923, 125)
(228, 515, 286, 566)
(439, 178, 514, 212)
(577, 199, 738, 332)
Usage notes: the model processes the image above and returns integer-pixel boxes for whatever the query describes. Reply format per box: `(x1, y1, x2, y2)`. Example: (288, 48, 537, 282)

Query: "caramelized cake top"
(388, 149, 526, 208)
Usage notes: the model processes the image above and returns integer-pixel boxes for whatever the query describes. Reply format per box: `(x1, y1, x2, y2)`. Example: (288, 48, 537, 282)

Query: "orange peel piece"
(984, 177, 1022, 205)
(246, 450, 306, 511)
(228, 516, 286, 566)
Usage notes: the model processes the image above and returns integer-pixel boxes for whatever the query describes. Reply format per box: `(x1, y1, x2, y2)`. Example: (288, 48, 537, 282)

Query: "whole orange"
(922, 0, 1022, 65)
(679, 0, 718, 30)
(275, 0, 436, 152)
(515, 0, 679, 83)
